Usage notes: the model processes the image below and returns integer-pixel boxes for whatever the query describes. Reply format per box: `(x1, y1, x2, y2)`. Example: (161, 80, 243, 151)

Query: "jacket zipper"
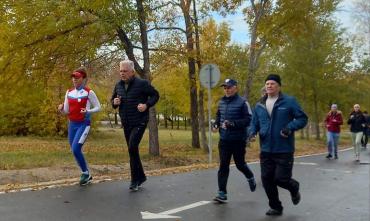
(259, 95, 281, 152)
(225, 99, 230, 137)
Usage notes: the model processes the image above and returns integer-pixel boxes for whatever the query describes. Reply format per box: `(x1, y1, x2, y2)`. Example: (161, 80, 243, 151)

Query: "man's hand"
(58, 104, 64, 111)
(280, 128, 292, 138)
(212, 127, 218, 133)
(57, 104, 63, 112)
(211, 119, 218, 133)
(249, 134, 257, 142)
(221, 120, 234, 129)
(137, 103, 147, 112)
(113, 96, 121, 106)
(80, 108, 87, 114)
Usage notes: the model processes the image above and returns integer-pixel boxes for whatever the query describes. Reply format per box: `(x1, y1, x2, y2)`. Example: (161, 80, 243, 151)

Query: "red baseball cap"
(71, 71, 85, 79)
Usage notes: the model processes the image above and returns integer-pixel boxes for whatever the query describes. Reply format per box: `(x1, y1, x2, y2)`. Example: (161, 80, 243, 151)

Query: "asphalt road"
(0, 148, 368, 221)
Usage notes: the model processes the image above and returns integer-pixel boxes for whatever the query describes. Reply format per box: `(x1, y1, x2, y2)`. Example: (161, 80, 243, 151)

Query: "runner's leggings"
(68, 120, 90, 173)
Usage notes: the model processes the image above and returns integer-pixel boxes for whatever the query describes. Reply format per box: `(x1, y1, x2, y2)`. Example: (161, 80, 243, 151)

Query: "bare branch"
(84, 48, 122, 64)
(24, 20, 96, 48)
(151, 1, 181, 11)
(132, 45, 184, 54)
(147, 26, 187, 34)
(250, 0, 257, 14)
(257, 0, 269, 20)
(254, 39, 267, 67)
(116, 27, 144, 75)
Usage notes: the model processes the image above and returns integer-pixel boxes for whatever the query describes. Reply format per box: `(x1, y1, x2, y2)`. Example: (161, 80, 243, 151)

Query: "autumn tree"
(269, 0, 352, 139)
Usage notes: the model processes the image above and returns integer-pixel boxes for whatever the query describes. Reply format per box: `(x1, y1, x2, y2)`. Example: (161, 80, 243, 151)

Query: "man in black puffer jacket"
(111, 60, 159, 191)
(212, 78, 256, 203)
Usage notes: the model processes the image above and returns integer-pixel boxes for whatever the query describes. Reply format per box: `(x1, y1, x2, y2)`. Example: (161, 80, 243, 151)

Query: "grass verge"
(0, 128, 353, 188)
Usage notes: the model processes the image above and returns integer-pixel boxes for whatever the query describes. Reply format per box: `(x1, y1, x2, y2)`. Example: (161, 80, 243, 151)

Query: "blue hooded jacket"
(250, 93, 308, 153)
(215, 94, 252, 141)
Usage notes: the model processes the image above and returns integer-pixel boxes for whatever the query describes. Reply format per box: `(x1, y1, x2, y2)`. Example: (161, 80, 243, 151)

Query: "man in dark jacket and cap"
(212, 78, 256, 203)
(249, 74, 308, 216)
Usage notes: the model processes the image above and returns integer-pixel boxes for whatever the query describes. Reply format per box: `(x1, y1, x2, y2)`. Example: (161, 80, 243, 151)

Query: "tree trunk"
(244, 25, 258, 98)
(305, 122, 310, 140)
(243, 0, 268, 99)
(198, 89, 209, 152)
(148, 107, 160, 155)
(114, 112, 118, 125)
(181, 0, 200, 148)
(312, 88, 321, 140)
(136, 0, 160, 155)
(193, 0, 208, 152)
(300, 75, 307, 139)
(56, 82, 63, 133)
(107, 111, 114, 128)
(171, 107, 174, 129)
(164, 111, 168, 128)
(184, 116, 187, 130)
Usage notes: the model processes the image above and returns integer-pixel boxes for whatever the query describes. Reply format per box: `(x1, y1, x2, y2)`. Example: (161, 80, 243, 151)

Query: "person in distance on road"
(347, 104, 366, 162)
(324, 104, 343, 159)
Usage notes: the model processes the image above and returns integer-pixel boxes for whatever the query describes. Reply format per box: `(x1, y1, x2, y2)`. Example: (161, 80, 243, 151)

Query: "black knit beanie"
(265, 74, 281, 86)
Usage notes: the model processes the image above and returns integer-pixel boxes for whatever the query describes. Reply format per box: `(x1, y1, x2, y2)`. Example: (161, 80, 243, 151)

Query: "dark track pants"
(218, 139, 254, 193)
(260, 152, 299, 211)
(124, 124, 147, 182)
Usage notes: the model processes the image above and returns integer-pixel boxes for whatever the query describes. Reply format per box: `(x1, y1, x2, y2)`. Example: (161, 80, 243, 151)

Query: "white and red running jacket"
(62, 86, 101, 122)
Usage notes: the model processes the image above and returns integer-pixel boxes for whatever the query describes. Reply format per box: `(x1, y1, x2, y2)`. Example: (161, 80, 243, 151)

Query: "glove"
(211, 119, 218, 129)
(281, 128, 292, 137)
(248, 134, 257, 142)
(223, 120, 235, 129)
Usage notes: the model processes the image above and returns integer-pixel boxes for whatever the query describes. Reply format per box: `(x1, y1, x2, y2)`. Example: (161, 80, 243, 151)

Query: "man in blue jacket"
(249, 74, 308, 216)
(212, 78, 256, 203)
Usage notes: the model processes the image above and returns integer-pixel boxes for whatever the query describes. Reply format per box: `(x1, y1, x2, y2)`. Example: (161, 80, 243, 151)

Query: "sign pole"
(208, 65, 213, 163)
(199, 63, 220, 164)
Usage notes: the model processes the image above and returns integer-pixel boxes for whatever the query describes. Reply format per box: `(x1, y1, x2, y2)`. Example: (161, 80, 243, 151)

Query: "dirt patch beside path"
(0, 144, 350, 193)
(0, 163, 220, 193)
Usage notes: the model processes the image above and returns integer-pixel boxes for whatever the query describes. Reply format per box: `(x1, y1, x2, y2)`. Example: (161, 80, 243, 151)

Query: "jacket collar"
(222, 93, 238, 101)
(260, 92, 283, 105)
(120, 76, 136, 87)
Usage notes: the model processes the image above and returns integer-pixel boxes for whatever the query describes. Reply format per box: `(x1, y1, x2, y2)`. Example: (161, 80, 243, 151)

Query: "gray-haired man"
(111, 60, 159, 191)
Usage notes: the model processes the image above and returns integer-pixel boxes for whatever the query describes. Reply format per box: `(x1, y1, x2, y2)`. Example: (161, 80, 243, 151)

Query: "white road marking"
(295, 147, 353, 159)
(141, 201, 211, 220)
(243, 147, 354, 166)
(294, 162, 318, 166)
(316, 168, 368, 175)
(140, 212, 180, 219)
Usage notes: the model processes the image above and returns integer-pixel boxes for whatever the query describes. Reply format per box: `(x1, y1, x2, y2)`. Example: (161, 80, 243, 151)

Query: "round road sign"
(199, 64, 221, 89)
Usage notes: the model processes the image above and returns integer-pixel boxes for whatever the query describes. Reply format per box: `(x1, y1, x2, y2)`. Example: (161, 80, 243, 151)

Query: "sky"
(213, 0, 358, 45)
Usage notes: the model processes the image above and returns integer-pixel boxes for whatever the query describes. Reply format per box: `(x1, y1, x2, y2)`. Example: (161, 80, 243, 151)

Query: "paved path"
(0, 148, 369, 221)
